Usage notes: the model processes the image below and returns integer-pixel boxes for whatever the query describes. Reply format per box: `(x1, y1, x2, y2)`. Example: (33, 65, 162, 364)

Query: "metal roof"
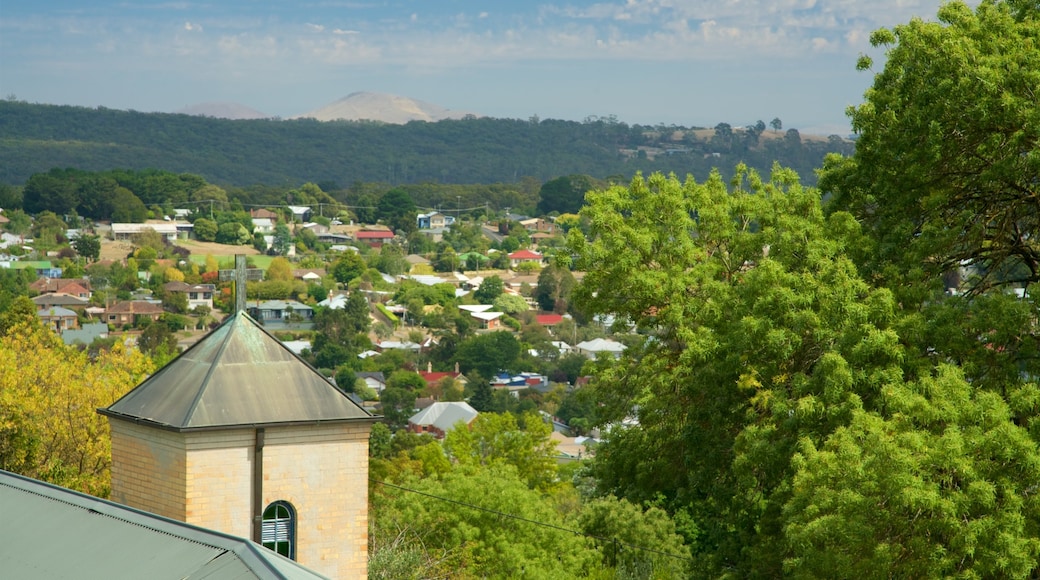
(99, 310, 374, 431)
(0, 469, 328, 580)
(408, 401, 479, 433)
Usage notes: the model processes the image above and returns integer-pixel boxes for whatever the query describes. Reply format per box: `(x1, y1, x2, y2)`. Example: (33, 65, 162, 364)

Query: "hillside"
(0, 100, 853, 187)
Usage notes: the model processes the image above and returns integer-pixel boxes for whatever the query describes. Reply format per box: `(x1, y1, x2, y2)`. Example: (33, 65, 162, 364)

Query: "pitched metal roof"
(99, 310, 375, 431)
(0, 469, 328, 580)
(408, 401, 479, 433)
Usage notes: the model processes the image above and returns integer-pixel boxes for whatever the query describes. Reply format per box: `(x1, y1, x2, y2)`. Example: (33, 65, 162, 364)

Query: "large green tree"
(820, 0, 1040, 293)
(568, 167, 1040, 577)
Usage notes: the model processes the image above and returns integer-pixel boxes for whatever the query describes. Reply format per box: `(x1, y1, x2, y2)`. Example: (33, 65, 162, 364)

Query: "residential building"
(407, 401, 479, 439)
(575, 337, 627, 359)
(354, 228, 395, 248)
(37, 306, 79, 332)
(247, 300, 314, 327)
(417, 211, 456, 230)
(164, 282, 216, 311)
(111, 222, 179, 242)
(29, 276, 92, 299)
(106, 300, 164, 327)
(508, 249, 543, 268)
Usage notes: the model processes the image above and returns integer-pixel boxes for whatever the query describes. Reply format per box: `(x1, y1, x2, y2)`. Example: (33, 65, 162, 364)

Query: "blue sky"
(1, 1, 967, 135)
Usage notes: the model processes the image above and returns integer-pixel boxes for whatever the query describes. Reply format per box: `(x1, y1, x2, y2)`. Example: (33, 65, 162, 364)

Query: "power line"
(370, 478, 693, 564)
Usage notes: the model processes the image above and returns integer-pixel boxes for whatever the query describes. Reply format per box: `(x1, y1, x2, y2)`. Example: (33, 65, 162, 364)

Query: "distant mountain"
(293, 92, 479, 124)
(176, 102, 270, 120)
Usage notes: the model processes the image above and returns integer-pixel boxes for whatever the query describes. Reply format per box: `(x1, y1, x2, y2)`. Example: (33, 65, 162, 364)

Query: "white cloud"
(333, 28, 360, 35)
(306, 23, 325, 32)
(183, 21, 201, 32)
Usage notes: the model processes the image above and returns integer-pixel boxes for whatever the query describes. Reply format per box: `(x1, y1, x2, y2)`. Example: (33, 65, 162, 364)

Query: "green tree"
(578, 496, 691, 578)
(535, 262, 575, 313)
(473, 274, 504, 304)
(569, 168, 906, 576)
(377, 188, 417, 235)
(331, 252, 366, 285)
(493, 293, 528, 315)
(784, 365, 1040, 578)
(537, 174, 599, 215)
(272, 223, 293, 255)
(72, 234, 101, 263)
(371, 465, 597, 578)
(820, 0, 1040, 293)
(192, 217, 218, 242)
(455, 332, 520, 379)
(265, 257, 293, 282)
(215, 222, 250, 245)
(444, 411, 559, 491)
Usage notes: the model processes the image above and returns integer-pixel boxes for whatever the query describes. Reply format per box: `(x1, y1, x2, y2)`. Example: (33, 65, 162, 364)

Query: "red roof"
(355, 230, 395, 239)
(536, 314, 564, 326)
(508, 249, 542, 259)
(419, 371, 462, 386)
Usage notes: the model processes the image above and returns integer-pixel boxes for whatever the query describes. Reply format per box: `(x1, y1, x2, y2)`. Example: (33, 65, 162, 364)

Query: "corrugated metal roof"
(100, 310, 374, 431)
(0, 470, 328, 580)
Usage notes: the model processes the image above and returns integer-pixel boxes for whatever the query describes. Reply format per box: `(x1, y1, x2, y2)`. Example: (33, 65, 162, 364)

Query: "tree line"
(0, 99, 851, 188)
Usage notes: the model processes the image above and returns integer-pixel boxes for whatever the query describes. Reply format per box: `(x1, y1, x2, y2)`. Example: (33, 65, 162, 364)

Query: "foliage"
(535, 263, 576, 313)
(455, 332, 521, 379)
(473, 275, 504, 304)
(371, 464, 597, 579)
(72, 233, 101, 262)
(444, 411, 559, 491)
(2, 104, 853, 197)
(578, 496, 691, 578)
(265, 257, 293, 282)
(192, 218, 217, 241)
(784, 365, 1040, 578)
(538, 174, 601, 215)
(332, 251, 367, 285)
(0, 320, 153, 496)
(820, 0, 1040, 293)
(493, 293, 529, 315)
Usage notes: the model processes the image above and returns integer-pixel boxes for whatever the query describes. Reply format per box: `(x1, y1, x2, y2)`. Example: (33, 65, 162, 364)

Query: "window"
(261, 500, 296, 559)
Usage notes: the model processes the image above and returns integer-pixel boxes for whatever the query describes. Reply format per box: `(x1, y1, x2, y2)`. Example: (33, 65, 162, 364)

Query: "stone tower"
(99, 310, 376, 578)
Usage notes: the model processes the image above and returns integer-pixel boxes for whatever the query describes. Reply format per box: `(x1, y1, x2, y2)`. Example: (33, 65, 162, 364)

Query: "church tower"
(99, 310, 376, 578)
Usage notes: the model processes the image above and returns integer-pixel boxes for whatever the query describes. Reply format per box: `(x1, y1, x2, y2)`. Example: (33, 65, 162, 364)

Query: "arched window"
(261, 500, 296, 559)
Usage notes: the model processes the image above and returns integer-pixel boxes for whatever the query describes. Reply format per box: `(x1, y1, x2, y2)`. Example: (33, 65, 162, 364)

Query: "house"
(61, 321, 110, 346)
(250, 208, 279, 220)
(354, 228, 395, 248)
(405, 254, 431, 271)
(508, 249, 543, 268)
(520, 217, 557, 234)
(357, 371, 387, 393)
(251, 217, 275, 234)
(292, 268, 326, 282)
(407, 401, 479, 439)
(247, 300, 314, 327)
(376, 340, 422, 353)
(98, 310, 376, 578)
(111, 222, 179, 242)
(32, 293, 89, 311)
(164, 282, 216, 311)
(417, 211, 456, 230)
(576, 337, 627, 359)
(106, 300, 165, 327)
(287, 205, 312, 222)
(491, 372, 549, 394)
(29, 277, 92, 299)
(536, 313, 565, 327)
(37, 306, 79, 332)
(470, 310, 505, 330)
(418, 362, 467, 391)
(0, 469, 328, 580)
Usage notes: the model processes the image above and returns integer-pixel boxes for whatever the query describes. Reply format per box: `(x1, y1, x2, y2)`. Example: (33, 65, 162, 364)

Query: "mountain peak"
(292, 92, 480, 124)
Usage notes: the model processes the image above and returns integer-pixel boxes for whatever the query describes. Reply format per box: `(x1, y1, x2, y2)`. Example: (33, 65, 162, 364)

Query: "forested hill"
(0, 100, 852, 187)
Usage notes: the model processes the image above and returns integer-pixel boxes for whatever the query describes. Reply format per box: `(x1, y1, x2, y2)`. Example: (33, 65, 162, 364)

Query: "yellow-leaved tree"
(0, 316, 153, 497)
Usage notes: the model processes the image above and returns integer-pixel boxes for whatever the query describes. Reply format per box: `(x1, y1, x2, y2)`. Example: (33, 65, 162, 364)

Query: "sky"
(1, 1, 969, 135)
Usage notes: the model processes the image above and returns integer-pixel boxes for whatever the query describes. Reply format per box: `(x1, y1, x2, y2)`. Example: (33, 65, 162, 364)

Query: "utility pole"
(457, 196, 461, 220)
